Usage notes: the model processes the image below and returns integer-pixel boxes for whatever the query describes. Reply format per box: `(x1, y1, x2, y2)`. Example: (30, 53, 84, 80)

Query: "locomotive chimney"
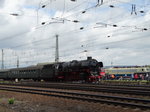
(87, 56, 92, 60)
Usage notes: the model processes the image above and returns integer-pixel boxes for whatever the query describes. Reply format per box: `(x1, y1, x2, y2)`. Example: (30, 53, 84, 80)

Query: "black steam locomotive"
(0, 57, 103, 82)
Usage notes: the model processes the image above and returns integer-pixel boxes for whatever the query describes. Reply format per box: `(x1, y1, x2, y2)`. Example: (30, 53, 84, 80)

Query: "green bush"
(8, 98, 15, 104)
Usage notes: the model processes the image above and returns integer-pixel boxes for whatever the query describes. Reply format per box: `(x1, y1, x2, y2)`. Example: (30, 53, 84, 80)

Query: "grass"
(8, 98, 15, 104)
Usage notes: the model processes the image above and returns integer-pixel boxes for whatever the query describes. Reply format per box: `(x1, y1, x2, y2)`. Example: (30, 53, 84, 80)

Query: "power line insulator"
(71, 0, 76, 2)
(143, 28, 148, 31)
(42, 5, 46, 8)
(113, 25, 117, 27)
(10, 13, 19, 16)
(73, 20, 79, 23)
(84, 50, 88, 52)
(109, 5, 114, 8)
(140, 11, 144, 13)
(82, 11, 86, 13)
(80, 27, 84, 30)
(41, 22, 46, 25)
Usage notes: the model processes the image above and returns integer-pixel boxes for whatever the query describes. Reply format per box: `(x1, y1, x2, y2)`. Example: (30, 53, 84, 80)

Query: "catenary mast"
(1, 49, 4, 69)
(55, 34, 59, 63)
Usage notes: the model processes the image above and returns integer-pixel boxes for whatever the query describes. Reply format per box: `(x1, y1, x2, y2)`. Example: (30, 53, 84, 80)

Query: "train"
(105, 66, 150, 80)
(0, 57, 103, 82)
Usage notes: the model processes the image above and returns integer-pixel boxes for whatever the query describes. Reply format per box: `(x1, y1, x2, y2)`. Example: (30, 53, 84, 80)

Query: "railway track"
(0, 85, 150, 110)
(0, 82, 150, 96)
(30, 82, 150, 91)
(1, 81, 150, 89)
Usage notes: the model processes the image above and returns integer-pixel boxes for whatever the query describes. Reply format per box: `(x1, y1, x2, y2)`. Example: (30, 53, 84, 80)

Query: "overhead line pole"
(2, 49, 4, 69)
(55, 34, 59, 63)
(17, 56, 19, 68)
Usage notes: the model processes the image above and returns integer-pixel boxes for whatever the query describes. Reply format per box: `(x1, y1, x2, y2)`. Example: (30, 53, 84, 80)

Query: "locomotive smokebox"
(87, 56, 92, 60)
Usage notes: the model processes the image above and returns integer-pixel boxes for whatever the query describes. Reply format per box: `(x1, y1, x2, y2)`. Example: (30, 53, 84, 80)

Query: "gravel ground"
(0, 90, 150, 112)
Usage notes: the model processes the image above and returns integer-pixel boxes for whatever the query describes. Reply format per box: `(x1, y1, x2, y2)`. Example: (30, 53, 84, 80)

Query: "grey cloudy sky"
(0, 0, 150, 68)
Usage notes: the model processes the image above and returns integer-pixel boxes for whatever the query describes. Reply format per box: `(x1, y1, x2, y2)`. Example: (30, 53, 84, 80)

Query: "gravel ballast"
(0, 90, 149, 112)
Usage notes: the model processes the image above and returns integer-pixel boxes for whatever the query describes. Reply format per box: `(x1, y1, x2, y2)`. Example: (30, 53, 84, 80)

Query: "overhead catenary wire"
(60, 0, 66, 17)
(1, 0, 150, 68)
(66, 0, 88, 13)
(0, 0, 146, 42)
(0, 15, 149, 50)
